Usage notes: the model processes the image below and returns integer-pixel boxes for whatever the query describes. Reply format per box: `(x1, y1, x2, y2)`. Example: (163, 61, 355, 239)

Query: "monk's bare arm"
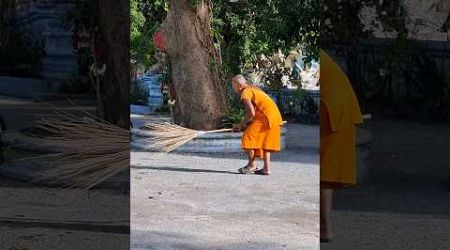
(242, 99, 256, 124)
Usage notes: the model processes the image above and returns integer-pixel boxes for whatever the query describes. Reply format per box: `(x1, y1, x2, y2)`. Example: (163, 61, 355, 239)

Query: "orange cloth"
(320, 49, 363, 185)
(240, 86, 283, 158)
(320, 49, 363, 131)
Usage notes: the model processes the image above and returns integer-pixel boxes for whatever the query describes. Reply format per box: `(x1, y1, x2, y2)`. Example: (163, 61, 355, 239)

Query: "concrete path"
(131, 123, 320, 250)
(0, 179, 129, 249)
(322, 119, 450, 249)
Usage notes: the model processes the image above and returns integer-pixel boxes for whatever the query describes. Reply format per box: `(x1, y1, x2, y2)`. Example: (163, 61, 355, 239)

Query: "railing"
(266, 88, 320, 124)
(323, 38, 450, 120)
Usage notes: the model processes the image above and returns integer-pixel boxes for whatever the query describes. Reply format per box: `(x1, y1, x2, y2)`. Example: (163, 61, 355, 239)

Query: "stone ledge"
(0, 76, 49, 99)
(131, 127, 288, 154)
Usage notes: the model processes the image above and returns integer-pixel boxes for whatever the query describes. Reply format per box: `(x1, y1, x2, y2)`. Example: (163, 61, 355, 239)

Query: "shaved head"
(231, 74, 248, 94)
(232, 74, 247, 84)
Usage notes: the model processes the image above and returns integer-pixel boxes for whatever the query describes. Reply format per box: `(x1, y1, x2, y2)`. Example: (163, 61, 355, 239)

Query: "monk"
(231, 75, 283, 175)
(319, 49, 363, 242)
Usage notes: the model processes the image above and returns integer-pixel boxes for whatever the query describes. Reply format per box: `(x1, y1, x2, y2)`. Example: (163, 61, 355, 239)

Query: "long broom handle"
(197, 116, 370, 135)
(200, 121, 288, 135)
(201, 128, 234, 134)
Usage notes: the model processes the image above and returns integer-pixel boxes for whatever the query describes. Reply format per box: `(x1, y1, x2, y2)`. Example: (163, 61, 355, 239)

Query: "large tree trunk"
(163, 0, 227, 130)
(97, 0, 130, 128)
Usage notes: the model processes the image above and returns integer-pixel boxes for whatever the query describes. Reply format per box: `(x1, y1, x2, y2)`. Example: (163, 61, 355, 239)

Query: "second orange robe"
(320, 49, 363, 185)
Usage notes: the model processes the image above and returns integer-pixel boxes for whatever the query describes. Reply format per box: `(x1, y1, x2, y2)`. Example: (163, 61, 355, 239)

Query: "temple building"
(0, 0, 78, 98)
(13, 0, 78, 79)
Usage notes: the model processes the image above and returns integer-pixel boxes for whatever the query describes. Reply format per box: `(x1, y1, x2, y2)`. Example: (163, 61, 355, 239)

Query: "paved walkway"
(322, 119, 450, 249)
(0, 178, 129, 249)
(131, 123, 320, 250)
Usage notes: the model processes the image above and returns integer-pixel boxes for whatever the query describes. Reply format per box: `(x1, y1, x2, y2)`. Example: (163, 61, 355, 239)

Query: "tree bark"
(163, 0, 227, 130)
(97, 0, 130, 128)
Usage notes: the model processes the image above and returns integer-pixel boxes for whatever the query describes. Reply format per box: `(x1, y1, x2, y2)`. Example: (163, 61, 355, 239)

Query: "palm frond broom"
(132, 121, 233, 153)
(133, 120, 290, 153)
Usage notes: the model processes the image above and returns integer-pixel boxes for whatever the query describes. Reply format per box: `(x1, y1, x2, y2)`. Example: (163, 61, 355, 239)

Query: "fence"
(323, 38, 450, 121)
(266, 88, 320, 124)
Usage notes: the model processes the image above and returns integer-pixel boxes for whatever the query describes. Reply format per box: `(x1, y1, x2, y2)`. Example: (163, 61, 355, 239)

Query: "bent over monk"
(231, 75, 283, 175)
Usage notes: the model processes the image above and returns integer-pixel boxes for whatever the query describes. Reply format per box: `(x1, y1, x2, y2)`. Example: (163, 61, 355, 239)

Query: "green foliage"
(188, 0, 200, 8)
(130, 0, 170, 67)
(221, 81, 245, 127)
(213, 0, 319, 72)
(221, 108, 245, 128)
(131, 0, 160, 67)
(63, 0, 98, 33)
(138, 0, 170, 20)
(130, 0, 320, 123)
(154, 103, 171, 113)
(61, 0, 99, 92)
(131, 0, 319, 73)
(161, 66, 171, 86)
(322, 0, 405, 42)
(322, 1, 368, 43)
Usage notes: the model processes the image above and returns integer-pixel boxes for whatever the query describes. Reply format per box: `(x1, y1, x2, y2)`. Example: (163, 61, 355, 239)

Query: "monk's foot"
(238, 164, 256, 174)
(254, 169, 270, 175)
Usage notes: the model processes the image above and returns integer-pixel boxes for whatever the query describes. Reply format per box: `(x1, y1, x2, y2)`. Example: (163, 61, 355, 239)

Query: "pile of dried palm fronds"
(21, 111, 129, 189)
(133, 121, 232, 153)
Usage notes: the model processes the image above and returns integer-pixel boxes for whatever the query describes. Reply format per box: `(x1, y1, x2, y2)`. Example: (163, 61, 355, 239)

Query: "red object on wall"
(154, 31, 165, 50)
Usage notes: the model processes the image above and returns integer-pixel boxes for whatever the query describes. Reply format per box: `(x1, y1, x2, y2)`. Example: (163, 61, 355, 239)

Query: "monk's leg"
(245, 149, 256, 170)
(320, 183, 333, 241)
(262, 150, 271, 174)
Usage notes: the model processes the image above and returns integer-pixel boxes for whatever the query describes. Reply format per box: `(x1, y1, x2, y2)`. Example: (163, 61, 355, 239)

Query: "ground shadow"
(131, 165, 240, 175)
(0, 216, 129, 234)
(131, 230, 313, 250)
(330, 119, 450, 216)
(158, 149, 319, 165)
(331, 178, 450, 216)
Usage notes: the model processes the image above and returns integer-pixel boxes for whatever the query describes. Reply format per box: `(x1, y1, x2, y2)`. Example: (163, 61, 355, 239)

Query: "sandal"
(238, 165, 256, 174)
(255, 169, 270, 175)
(320, 238, 331, 243)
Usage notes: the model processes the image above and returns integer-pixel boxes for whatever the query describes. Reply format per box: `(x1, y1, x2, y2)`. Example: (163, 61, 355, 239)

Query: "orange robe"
(241, 86, 283, 158)
(320, 49, 363, 185)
